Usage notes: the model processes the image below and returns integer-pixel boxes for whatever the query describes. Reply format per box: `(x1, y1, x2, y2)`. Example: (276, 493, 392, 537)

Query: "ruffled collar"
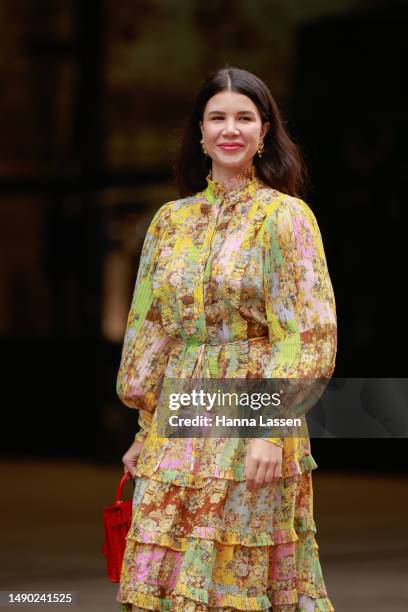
(205, 164, 259, 200)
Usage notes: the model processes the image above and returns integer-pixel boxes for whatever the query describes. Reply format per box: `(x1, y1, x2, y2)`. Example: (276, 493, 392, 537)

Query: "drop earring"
(257, 138, 264, 158)
(200, 136, 208, 156)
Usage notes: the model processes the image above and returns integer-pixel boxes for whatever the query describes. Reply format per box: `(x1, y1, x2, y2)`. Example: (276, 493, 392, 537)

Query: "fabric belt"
(182, 331, 269, 347)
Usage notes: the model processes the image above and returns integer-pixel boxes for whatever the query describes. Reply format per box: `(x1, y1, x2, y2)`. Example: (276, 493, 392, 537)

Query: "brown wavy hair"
(174, 65, 310, 199)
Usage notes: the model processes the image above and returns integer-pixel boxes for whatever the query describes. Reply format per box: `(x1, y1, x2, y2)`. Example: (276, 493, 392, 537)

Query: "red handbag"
(102, 471, 133, 582)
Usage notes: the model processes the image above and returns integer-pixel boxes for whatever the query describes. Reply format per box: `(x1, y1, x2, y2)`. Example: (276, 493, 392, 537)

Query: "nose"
(222, 117, 240, 135)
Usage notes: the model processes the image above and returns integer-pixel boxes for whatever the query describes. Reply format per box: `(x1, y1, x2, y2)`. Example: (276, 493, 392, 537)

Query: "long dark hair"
(174, 66, 310, 198)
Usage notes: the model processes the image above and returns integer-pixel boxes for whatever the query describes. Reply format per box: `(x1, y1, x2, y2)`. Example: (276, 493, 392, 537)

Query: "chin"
(214, 156, 252, 169)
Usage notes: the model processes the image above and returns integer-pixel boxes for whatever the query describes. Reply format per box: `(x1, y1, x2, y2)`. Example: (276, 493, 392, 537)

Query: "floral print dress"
(116, 164, 337, 611)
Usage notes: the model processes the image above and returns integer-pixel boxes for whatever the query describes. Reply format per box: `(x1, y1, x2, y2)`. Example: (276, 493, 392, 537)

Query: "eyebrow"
(207, 110, 256, 117)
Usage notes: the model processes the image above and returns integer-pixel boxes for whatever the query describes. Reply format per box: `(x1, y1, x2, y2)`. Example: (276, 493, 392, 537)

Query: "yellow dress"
(116, 164, 337, 611)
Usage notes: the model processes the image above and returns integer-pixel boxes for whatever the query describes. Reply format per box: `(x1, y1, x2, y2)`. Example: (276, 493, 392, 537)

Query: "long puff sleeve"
(258, 197, 337, 446)
(116, 202, 175, 440)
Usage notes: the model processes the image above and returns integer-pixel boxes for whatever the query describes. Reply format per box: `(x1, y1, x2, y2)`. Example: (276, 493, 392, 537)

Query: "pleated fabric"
(117, 453, 333, 611)
(116, 164, 337, 610)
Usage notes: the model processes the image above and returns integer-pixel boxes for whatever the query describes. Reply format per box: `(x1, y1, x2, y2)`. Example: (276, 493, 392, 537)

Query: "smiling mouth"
(218, 144, 244, 150)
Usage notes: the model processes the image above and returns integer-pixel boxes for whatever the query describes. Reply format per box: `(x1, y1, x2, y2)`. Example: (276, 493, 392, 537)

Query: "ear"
(261, 121, 270, 139)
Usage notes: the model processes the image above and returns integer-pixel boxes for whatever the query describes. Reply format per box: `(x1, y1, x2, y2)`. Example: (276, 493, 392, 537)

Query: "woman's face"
(199, 90, 270, 173)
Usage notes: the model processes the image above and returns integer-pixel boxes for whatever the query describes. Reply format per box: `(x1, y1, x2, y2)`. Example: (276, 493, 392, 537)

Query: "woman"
(116, 66, 337, 611)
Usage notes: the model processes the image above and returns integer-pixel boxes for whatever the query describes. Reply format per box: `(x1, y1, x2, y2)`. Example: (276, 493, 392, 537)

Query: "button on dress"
(116, 164, 337, 611)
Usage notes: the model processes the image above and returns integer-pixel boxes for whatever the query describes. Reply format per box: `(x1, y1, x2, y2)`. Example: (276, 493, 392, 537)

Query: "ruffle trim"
(125, 515, 316, 559)
(125, 524, 304, 550)
(133, 454, 317, 488)
(118, 584, 334, 611)
(118, 531, 332, 610)
(120, 454, 331, 611)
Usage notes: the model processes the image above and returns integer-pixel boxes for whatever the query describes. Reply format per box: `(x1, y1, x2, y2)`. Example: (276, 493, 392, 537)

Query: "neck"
(211, 162, 253, 184)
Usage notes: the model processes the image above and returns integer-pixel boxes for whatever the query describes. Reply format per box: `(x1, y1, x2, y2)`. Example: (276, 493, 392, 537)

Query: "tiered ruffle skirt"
(116, 452, 334, 611)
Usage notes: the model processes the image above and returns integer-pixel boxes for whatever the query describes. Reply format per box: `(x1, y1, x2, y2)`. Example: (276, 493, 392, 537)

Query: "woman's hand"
(244, 439, 282, 491)
(122, 438, 146, 475)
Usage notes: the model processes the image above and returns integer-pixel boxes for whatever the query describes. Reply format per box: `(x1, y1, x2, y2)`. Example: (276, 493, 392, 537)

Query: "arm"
(254, 197, 337, 445)
(116, 202, 176, 440)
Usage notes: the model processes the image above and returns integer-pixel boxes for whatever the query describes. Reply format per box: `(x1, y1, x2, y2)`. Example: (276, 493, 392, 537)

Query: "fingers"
(244, 440, 283, 490)
(245, 459, 282, 490)
(264, 464, 276, 485)
(122, 439, 145, 474)
(245, 459, 261, 491)
(265, 458, 282, 484)
(122, 457, 131, 474)
(122, 455, 135, 475)
(247, 460, 267, 491)
(124, 461, 137, 476)
(123, 457, 137, 474)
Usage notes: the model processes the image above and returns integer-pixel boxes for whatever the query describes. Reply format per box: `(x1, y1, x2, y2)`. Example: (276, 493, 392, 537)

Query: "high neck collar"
(205, 164, 258, 199)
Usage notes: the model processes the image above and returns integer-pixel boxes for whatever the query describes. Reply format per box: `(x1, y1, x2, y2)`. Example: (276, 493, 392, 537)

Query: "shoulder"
(146, 200, 177, 235)
(171, 192, 207, 211)
(156, 193, 202, 215)
(258, 188, 320, 233)
(150, 200, 176, 223)
(256, 186, 315, 222)
(150, 193, 207, 226)
(256, 188, 324, 251)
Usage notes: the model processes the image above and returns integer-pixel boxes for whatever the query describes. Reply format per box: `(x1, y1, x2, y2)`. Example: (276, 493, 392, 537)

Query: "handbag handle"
(114, 471, 133, 504)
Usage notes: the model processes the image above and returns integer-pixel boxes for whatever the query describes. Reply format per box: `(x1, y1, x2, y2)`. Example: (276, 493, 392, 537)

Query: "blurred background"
(0, 0, 407, 610)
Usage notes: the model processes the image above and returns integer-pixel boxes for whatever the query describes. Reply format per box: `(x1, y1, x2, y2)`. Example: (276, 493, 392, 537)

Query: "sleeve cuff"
(134, 430, 147, 443)
(135, 408, 154, 440)
(261, 437, 284, 447)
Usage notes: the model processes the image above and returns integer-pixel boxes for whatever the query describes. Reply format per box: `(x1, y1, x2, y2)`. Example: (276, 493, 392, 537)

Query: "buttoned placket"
(188, 178, 255, 474)
(190, 194, 227, 473)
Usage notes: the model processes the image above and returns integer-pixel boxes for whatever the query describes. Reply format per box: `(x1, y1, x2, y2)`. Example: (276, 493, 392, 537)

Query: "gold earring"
(257, 139, 264, 158)
(200, 136, 207, 156)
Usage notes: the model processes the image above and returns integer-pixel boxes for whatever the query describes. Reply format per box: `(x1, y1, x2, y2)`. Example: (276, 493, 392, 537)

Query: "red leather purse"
(102, 471, 133, 582)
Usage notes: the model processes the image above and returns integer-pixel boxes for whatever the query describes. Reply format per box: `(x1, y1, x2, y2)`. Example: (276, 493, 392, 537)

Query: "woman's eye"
(210, 117, 251, 121)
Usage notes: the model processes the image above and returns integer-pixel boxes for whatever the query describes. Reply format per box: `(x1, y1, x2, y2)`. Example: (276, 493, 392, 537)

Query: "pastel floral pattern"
(116, 164, 337, 610)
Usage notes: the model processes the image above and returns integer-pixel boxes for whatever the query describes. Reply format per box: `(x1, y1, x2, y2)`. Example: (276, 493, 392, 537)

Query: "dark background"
(0, 0, 406, 472)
